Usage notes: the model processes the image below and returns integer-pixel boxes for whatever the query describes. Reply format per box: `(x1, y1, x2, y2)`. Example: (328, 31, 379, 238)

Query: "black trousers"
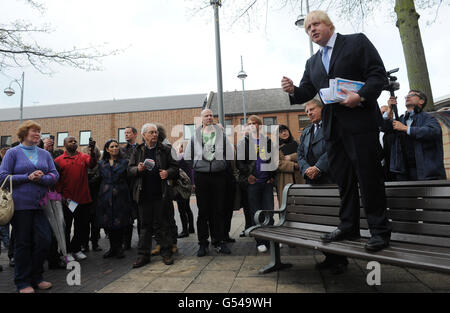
(85, 200, 100, 248)
(107, 228, 124, 252)
(176, 197, 194, 233)
(326, 130, 391, 238)
(138, 198, 173, 258)
(63, 203, 91, 253)
(194, 171, 226, 246)
(153, 201, 177, 246)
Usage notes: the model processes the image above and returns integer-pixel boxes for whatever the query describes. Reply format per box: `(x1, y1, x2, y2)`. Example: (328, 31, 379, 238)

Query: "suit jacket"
(290, 33, 388, 140)
(297, 124, 333, 184)
(382, 112, 446, 180)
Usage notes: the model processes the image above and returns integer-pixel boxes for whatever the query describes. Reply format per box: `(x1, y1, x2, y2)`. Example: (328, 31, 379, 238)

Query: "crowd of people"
(0, 9, 447, 293)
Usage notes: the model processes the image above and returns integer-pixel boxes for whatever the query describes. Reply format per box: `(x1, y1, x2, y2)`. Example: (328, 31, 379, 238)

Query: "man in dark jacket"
(282, 10, 391, 252)
(383, 90, 446, 181)
(185, 109, 233, 257)
(298, 99, 332, 185)
(236, 115, 277, 253)
(120, 126, 139, 250)
(128, 123, 179, 267)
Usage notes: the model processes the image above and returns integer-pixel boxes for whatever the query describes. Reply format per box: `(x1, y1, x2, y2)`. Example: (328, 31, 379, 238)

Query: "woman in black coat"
(97, 139, 131, 259)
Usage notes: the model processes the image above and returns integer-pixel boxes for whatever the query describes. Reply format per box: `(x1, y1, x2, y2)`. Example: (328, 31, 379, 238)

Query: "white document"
(68, 200, 78, 213)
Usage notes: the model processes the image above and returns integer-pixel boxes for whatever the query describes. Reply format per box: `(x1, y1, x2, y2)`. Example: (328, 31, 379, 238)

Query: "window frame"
(118, 128, 126, 144)
(57, 132, 69, 147)
(79, 130, 92, 146)
(183, 124, 195, 140)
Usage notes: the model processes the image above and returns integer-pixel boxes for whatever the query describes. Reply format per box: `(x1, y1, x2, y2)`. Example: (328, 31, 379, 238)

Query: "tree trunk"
(395, 0, 434, 110)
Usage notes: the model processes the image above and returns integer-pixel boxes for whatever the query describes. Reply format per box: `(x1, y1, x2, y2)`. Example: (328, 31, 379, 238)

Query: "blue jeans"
(11, 210, 51, 291)
(247, 182, 274, 247)
(0, 223, 10, 249)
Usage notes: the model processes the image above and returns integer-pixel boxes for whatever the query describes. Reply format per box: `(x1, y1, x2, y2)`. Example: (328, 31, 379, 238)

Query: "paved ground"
(1, 196, 450, 293)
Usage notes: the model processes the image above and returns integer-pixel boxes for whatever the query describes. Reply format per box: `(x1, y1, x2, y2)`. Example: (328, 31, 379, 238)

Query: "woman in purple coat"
(0, 121, 59, 293)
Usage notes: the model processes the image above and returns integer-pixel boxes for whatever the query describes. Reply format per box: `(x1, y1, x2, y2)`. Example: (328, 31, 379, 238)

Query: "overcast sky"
(1, 0, 449, 115)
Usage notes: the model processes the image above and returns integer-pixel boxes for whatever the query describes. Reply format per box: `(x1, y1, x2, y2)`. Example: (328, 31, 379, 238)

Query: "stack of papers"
(319, 78, 365, 104)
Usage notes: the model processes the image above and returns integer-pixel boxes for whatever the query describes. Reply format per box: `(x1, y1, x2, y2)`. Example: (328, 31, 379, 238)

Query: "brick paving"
(1, 196, 449, 293)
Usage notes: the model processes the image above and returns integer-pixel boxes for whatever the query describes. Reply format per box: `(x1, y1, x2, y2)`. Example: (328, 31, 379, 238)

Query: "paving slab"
(229, 277, 278, 293)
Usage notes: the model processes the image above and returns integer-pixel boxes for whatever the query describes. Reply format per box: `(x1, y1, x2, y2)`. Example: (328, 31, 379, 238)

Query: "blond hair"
(304, 10, 335, 34)
(247, 115, 263, 126)
(17, 120, 42, 142)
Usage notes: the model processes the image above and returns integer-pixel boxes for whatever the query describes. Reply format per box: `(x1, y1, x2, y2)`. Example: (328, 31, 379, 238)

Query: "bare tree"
(1, 0, 120, 75)
(190, 0, 448, 110)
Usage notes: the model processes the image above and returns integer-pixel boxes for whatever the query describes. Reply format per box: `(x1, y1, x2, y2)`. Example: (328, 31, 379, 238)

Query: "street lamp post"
(237, 56, 247, 125)
(4, 72, 25, 124)
(295, 0, 313, 57)
(211, 0, 225, 126)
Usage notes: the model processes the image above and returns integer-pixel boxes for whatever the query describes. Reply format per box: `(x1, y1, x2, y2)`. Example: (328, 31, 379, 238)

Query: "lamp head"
(295, 14, 306, 28)
(4, 87, 15, 97)
(237, 70, 247, 80)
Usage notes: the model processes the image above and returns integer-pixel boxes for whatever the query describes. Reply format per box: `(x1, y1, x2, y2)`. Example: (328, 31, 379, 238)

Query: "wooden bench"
(245, 180, 450, 274)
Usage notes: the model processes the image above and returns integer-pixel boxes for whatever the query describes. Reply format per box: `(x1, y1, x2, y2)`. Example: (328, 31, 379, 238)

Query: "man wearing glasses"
(384, 90, 446, 181)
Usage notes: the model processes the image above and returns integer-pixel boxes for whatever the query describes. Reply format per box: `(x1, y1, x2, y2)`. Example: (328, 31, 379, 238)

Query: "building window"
(240, 118, 245, 125)
(1, 136, 12, 147)
(118, 128, 126, 144)
(57, 132, 69, 147)
(224, 119, 233, 136)
(79, 130, 91, 146)
(41, 133, 51, 140)
(263, 117, 277, 133)
(184, 124, 194, 140)
(298, 115, 311, 129)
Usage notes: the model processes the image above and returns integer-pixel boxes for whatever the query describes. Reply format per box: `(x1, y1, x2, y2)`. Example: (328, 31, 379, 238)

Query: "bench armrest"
(244, 183, 293, 237)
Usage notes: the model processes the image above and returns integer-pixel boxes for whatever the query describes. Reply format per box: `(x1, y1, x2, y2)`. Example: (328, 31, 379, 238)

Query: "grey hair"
(141, 123, 158, 135)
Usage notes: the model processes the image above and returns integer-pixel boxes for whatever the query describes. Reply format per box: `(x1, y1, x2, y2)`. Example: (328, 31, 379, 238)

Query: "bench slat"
(387, 198, 450, 210)
(385, 186, 450, 198)
(283, 221, 450, 248)
(286, 213, 450, 237)
(287, 205, 450, 224)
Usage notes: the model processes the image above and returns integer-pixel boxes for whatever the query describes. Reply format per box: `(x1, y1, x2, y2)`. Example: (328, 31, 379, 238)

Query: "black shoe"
(365, 235, 389, 252)
(132, 256, 150, 268)
(330, 263, 348, 275)
(188, 228, 195, 234)
(92, 244, 103, 252)
(197, 245, 208, 257)
(224, 237, 236, 243)
(9, 258, 14, 267)
(81, 245, 90, 253)
(163, 255, 174, 265)
(177, 232, 189, 238)
(321, 229, 360, 243)
(218, 243, 231, 254)
(116, 249, 125, 259)
(239, 231, 246, 238)
(123, 243, 131, 251)
(0, 265, 3, 272)
(103, 250, 117, 259)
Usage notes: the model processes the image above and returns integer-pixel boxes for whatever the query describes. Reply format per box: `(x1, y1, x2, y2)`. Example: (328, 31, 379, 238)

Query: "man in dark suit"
(298, 99, 332, 185)
(298, 99, 348, 274)
(282, 10, 391, 252)
(383, 90, 446, 181)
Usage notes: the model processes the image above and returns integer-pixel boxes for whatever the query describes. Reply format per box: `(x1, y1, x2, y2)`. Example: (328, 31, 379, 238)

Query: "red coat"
(55, 151, 97, 204)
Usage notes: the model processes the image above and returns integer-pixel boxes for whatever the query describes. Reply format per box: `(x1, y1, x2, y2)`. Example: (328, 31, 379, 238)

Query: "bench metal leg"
(259, 241, 292, 274)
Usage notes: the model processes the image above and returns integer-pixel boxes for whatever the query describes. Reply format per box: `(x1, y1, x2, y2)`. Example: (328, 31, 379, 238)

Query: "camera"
(383, 68, 400, 120)
(383, 68, 400, 96)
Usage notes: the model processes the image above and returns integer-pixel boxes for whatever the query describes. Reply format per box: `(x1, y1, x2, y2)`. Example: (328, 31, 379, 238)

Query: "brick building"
(0, 93, 208, 149)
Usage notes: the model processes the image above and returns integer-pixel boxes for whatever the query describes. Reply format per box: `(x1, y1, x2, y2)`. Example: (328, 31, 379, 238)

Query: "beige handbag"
(0, 175, 14, 225)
